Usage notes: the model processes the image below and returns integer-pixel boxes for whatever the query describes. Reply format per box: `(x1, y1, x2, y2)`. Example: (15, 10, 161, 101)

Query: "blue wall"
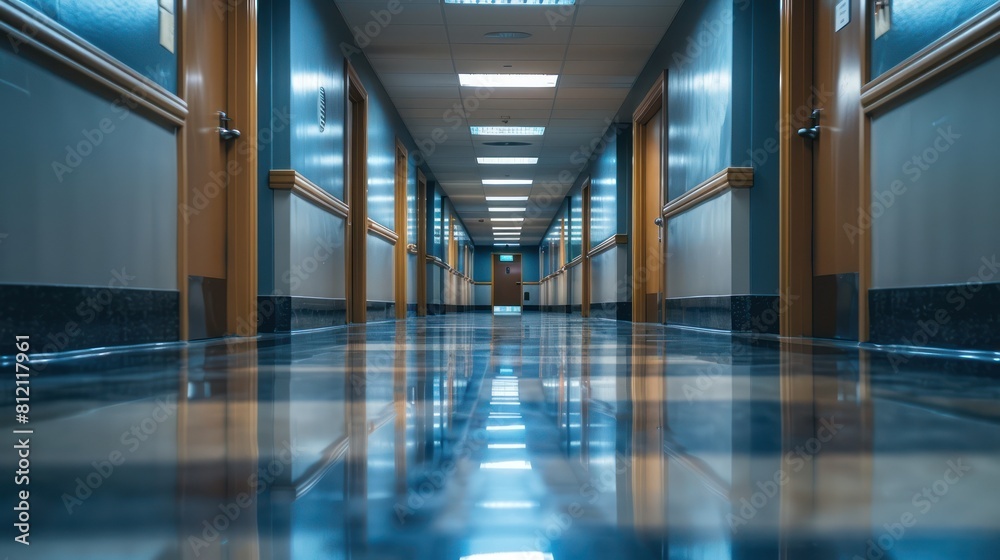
(18, 0, 178, 91)
(619, 0, 738, 200)
(870, 0, 998, 78)
(539, 0, 781, 303)
(257, 0, 439, 298)
(586, 127, 631, 248)
(474, 246, 540, 283)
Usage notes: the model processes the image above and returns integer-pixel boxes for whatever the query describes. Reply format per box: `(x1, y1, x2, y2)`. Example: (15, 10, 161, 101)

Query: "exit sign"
(499, 255, 514, 262)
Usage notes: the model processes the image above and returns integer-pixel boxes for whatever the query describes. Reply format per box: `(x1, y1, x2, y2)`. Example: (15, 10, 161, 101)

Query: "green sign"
(499, 255, 514, 262)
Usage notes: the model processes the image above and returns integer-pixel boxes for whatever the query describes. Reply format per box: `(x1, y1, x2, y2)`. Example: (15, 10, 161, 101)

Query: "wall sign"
(499, 255, 514, 262)
(836, 0, 850, 32)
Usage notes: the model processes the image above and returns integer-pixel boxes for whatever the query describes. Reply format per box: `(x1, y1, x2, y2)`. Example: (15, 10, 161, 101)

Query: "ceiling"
(333, 0, 684, 245)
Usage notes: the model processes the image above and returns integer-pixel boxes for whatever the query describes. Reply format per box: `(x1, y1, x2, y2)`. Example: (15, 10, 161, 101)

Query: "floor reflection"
(2, 313, 999, 559)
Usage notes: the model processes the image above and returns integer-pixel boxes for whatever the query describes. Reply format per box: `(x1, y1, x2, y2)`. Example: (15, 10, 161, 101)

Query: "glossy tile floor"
(3, 313, 1000, 559)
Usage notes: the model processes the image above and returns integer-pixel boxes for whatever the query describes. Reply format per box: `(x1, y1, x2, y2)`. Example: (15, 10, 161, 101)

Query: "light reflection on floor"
(2, 312, 999, 559)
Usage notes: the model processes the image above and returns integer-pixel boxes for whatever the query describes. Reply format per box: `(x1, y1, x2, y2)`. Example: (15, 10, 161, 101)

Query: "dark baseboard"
(590, 302, 632, 322)
(813, 273, 859, 340)
(406, 303, 417, 317)
(524, 305, 541, 312)
(474, 305, 491, 312)
(366, 301, 395, 323)
(427, 303, 444, 316)
(665, 295, 781, 334)
(257, 296, 347, 333)
(0, 284, 179, 355)
(870, 282, 1000, 352)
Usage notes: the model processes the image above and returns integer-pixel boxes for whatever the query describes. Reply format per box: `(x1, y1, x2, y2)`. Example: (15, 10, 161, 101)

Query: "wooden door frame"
(631, 71, 666, 324)
(581, 177, 592, 318)
(345, 61, 369, 323)
(416, 171, 428, 316)
(177, 0, 258, 340)
(394, 139, 409, 319)
(779, 0, 816, 338)
(779, 0, 871, 339)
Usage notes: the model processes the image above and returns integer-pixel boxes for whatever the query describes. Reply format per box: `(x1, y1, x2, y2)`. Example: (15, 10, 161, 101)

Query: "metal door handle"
(654, 217, 663, 227)
(797, 109, 820, 140)
(218, 111, 241, 141)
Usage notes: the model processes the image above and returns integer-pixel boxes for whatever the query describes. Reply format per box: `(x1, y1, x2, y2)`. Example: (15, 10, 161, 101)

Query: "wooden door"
(416, 172, 428, 316)
(346, 64, 368, 323)
(492, 253, 522, 308)
(643, 109, 665, 323)
(185, 0, 230, 339)
(811, 0, 862, 340)
(632, 74, 666, 324)
(582, 178, 592, 318)
(394, 141, 408, 319)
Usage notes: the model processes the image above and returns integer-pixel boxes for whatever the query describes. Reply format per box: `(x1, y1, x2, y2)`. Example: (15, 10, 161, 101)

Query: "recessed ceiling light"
(492, 226, 522, 230)
(489, 207, 526, 212)
(478, 157, 538, 165)
(483, 179, 532, 185)
(483, 31, 534, 39)
(483, 141, 534, 147)
(471, 126, 545, 136)
(460, 74, 558, 88)
(486, 196, 529, 201)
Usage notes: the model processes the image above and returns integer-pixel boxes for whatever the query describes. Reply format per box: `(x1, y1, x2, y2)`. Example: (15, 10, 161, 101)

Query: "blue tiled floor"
(2, 312, 999, 559)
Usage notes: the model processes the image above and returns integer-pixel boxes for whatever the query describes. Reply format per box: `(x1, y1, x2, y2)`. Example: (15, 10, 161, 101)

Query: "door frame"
(178, 0, 258, 339)
(779, 0, 871, 339)
(416, 171, 428, 316)
(631, 71, 666, 323)
(345, 61, 369, 323)
(394, 139, 409, 319)
(581, 177, 592, 318)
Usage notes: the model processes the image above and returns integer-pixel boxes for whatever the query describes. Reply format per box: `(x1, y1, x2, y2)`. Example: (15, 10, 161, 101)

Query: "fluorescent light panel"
(477, 501, 538, 509)
(484, 179, 533, 185)
(486, 196, 529, 201)
(471, 126, 546, 136)
(460, 74, 558, 88)
(492, 226, 522, 230)
(491, 218, 523, 222)
(478, 157, 538, 165)
(480, 460, 532, 469)
(489, 207, 526, 212)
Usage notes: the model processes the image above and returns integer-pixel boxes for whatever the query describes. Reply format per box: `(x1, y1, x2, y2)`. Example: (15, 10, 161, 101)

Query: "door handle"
(654, 217, 663, 227)
(797, 109, 820, 140)
(218, 111, 241, 141)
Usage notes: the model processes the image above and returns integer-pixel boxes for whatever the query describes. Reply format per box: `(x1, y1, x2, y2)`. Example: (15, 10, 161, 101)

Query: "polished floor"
(3, 313, 1000, 559)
